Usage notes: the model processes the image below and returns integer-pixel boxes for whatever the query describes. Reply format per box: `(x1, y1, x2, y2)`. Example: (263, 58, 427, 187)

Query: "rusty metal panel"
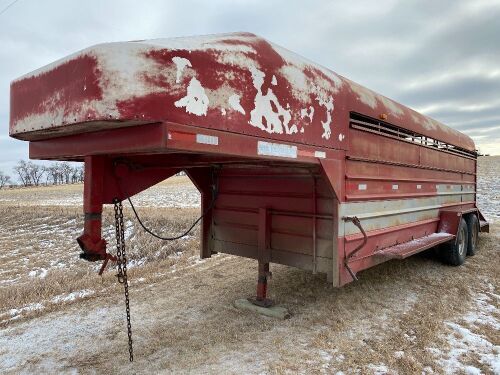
(212, 166, 335, 276)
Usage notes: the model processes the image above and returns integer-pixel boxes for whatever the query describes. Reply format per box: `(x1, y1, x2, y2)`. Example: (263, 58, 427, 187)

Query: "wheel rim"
(458, 226, 466, 257)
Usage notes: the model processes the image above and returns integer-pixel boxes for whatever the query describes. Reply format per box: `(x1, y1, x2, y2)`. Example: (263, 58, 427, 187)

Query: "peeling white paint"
(228, 94, 245, 114)
(11, 32, 471, 152)
(423, 118, 439, 131)
(315, 90, 334, 139)
(378, 95, 404, 117)
(174, 77, 209, 116)
(248, 65, 297, 135)
(300, 106, 314, 122)
(349, 79, 404, 117)
(338, 133, 345, 141)
(349, 80, 378, 108)
(172, 56, 192, 83)
(279, 65, 310, 102)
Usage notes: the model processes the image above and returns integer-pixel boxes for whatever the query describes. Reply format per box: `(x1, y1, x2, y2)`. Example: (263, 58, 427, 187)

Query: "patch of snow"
(394, 350, 405, 359)
(51, 290, 95, 304)
(28, 268, 48, 279)
(404, 329, 417, 343)
(431, 285, 500, 375)
(439, 322, 499, 374)
(6, 302, 45, 321)
(422, 366, 435, 374)
(127, 258, 147, 269)
(124, 220, 134, 240)
(366, 363, 390, 375)
(463, 292, 500, 330)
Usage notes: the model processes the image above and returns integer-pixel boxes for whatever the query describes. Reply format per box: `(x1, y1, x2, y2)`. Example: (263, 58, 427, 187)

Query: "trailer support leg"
(251, 261, 273, 307)
(249, 208, 274, 307)
(77, 155, 108, 261)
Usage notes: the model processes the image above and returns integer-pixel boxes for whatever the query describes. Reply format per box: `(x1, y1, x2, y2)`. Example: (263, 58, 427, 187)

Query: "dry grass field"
(0, 158, 498, 374)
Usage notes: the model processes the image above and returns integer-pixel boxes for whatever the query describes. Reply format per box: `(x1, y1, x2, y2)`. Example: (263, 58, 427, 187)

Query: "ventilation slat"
(350, 113, 477, 159)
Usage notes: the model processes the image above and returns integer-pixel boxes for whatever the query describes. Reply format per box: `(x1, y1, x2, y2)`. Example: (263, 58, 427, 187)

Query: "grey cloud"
(399, 76, 500, 107)
(0, 0, 499, 175)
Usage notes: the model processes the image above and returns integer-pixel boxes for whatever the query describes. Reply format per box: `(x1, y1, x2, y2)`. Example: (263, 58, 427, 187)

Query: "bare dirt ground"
(0, 159, 499, 374)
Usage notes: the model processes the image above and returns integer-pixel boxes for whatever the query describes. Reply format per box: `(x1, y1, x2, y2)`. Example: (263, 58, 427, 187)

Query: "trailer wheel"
(465, 214, 479, 256)
(440, 218, 468, 266)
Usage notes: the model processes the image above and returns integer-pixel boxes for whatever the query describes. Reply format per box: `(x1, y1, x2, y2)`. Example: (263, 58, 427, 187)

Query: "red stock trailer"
(10, 33, 489, 311)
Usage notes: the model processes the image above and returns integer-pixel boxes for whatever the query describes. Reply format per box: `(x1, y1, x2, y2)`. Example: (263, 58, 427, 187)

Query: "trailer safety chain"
(113, 198, 134, 362)
(109, 168, 218, 362)
(126, 169, 219, 241)
(343, 216, 368, 282)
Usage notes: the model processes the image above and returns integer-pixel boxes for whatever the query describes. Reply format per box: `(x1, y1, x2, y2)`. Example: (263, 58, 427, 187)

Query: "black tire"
(465, 214, 479, 256)
(440, 218, 468, 266)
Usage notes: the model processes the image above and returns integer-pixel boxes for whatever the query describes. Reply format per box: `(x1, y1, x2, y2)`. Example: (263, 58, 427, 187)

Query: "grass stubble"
(0, 174, 498, 374)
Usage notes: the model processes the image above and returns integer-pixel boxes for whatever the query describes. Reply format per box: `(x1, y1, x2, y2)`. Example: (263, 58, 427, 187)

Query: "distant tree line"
(0, 160, 84, 189)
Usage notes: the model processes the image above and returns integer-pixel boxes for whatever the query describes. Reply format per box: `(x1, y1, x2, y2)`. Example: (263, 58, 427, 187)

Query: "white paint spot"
(358, 184, 367, 191)
(257, 141, 297, 158)
(300, 106, 314, 122)
(315, 90, 334, 139)
(338, 133, 345, 141)
(392, 184, 399, 190)
(349, 80, 377, 108)
(349, 80, 403, 117)
(228, 94, 245, 114)
(279, 65, 310, 101)
(378, 95, 404, 117)
(248, 65, 297, 135)
(196, 134, 218, 145)
(271, 75, 277, 85)
(314, 151, 326, 158)
(171, 56, 192, 83)
(174, 77, 209, 116)
(221, 108, 226, 116)
(417, 184, 422, 190)
(423, 118, 439, 131)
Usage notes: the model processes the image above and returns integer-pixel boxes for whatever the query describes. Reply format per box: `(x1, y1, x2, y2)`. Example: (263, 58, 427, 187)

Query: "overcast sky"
(1, 0, 499, 175)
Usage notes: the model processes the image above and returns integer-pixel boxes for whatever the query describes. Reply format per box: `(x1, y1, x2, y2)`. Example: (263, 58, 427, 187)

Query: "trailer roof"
(9, 32, 475, 152)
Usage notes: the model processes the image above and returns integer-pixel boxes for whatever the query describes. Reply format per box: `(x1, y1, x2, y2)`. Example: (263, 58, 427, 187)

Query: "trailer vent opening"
(349, 112, 477, 159)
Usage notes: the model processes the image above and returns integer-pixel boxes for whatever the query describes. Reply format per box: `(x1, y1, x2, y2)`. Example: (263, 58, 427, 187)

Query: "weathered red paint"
(10, 55, 103, 132)
(10, 33, 487, 290)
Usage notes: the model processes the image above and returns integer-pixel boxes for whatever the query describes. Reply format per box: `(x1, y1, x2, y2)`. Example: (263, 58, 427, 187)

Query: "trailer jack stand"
(249, 261, 274, 307)
(234, 260, 290, 319)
